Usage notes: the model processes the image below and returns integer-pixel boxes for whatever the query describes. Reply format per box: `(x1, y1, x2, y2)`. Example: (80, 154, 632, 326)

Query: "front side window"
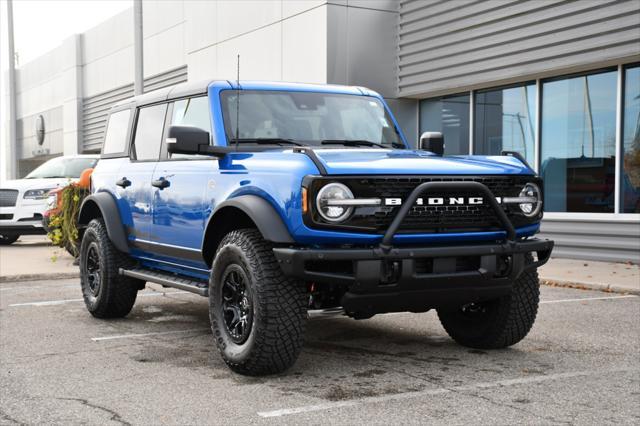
(622, 65, 640, 213)
(540, 70, 617, 213)
(220, 91, 402, 147)
(102, 109, 131, 155)
(474, 83, 536, 162)
(169, 97, 211, 159)
(419, 94, 470, 155)
(132, 104, 167, 161)
(25, 157, 98, 179)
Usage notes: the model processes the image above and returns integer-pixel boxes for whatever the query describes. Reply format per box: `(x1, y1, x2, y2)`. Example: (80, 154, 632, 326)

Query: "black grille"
(306, 176, 541, 234)
(0, 190, 19, 207)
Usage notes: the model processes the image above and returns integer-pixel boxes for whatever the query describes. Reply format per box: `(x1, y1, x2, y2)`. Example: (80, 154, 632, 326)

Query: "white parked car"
(0, 155, 98, 245)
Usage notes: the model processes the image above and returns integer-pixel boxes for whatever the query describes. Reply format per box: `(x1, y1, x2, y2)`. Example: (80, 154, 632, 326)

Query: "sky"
(6, 0, 132, 65)
(1, 0, 132, 179)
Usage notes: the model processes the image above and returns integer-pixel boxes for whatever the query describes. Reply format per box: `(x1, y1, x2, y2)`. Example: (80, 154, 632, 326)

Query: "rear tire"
(209, 229, 307, 376)
(437, 266, 539, 349)
(79, 218, 141, 318)
(0, 234, 19, 245)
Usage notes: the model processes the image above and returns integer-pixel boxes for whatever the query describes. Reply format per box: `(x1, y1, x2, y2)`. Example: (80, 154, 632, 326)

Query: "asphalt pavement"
(1, 277, 639, 425)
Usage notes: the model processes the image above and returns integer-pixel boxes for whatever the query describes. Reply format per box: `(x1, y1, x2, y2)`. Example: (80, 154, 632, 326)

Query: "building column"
(61, 34, 83, 155)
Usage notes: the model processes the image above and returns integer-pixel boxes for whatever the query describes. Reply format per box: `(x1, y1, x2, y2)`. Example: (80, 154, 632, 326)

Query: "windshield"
(220, 90, 404, 147)
(25, 157, 97, 179)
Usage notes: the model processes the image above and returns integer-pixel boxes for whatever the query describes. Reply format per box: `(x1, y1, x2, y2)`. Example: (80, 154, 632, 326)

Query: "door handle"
(151, 177, 170, 189)
(116, 177, 131, 188)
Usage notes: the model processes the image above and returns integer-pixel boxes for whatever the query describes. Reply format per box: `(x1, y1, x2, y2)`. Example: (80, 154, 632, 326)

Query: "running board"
(119, 267, 209, 297)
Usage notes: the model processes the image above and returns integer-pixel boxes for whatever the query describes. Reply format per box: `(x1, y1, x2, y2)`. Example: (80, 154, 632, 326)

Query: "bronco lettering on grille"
(384, 197, 485, 206)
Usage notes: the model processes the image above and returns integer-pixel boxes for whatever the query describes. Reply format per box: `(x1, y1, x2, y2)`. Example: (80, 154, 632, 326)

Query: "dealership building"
(2, 0, 639, 262)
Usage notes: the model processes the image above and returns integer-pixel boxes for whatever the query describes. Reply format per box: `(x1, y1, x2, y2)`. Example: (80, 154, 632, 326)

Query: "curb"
(540, 278, 640, 296)
(0, 272, 79, 283)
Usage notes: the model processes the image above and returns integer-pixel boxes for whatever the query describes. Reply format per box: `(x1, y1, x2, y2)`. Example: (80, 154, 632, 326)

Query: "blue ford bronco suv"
(77, 80, 553, 375)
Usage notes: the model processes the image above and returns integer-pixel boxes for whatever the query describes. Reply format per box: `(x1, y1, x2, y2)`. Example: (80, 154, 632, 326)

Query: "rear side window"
(132, 104, 167, 161)
(102, 110, 131, 155)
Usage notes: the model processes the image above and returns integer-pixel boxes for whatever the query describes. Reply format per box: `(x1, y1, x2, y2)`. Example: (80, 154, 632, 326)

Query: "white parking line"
(8, 290, 190, 307)
(540, 295, 637, 304)
(0, 284, 79, 292)
(91, 328, 210, 341)
(257, 367, 638, 418)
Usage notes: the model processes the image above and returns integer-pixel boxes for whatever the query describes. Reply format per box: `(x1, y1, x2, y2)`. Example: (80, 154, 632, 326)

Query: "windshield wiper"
(321, 139, 387, 148)
(229, 138, 306, 146)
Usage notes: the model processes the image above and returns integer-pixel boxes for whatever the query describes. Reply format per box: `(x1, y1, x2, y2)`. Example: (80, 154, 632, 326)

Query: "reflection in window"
(474, 84, 535, 162)
(419, 94, 469, 155)
(541, 70, 617, 213)
(622, 65, 640, 213)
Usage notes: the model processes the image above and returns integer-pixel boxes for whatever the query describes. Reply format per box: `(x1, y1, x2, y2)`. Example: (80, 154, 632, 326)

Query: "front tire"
(209, 229, 307, 376)
(0, 234, 19, 245)
(79, 218, 140, 318)
(437, 266, 540, 349)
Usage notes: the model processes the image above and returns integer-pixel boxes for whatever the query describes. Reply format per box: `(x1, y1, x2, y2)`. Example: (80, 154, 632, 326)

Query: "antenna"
(235, 54, 240, 151)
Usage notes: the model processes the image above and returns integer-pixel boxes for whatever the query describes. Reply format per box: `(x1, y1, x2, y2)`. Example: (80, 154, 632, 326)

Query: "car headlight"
(23, 188, 54, 200)
(518, 183, 542, 217)
(46, 193, 58, 210)
(316, 183, 354, 223)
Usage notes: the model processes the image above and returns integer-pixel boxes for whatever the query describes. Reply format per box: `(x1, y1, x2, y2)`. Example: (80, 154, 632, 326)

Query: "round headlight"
(519, 183, 542, 217)
(316, 183, 354, 223)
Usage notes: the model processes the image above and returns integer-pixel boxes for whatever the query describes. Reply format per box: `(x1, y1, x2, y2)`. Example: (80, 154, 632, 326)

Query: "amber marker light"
(302, 187, 308, 214)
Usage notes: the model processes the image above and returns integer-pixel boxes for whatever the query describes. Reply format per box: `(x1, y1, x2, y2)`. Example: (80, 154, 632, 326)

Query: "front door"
(149, 96, 214, 274)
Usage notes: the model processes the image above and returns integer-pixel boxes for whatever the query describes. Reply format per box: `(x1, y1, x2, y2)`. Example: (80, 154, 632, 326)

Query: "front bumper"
(274, 238, 553, 317)
(0, 198, 48, 236)
(276, 180, 554, 318)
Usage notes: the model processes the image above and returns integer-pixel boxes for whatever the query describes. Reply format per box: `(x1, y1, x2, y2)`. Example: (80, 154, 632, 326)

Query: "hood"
(313, 149, 534, 175)
(0, 177, 72, 192)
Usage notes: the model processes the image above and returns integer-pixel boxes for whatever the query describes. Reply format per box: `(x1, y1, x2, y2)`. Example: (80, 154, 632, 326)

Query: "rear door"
(149, 96, 215, 272)
(118, 103, 167, 248)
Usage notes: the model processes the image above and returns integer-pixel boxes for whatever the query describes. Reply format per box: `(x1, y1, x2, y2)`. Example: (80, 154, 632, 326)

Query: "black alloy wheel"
(84, 243, 102, 300)
(221, 265, 254, 344)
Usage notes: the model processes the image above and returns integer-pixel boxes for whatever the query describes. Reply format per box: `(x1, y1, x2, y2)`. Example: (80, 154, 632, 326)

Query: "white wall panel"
(217, 24, 282, 80)
(283, 6, 327, 83)
(142, 0, 185, 37)
(82, 9, 133, 65)
(144, 24, 186, 78)
(216, 1, 281, 42)
(185, 0, 217, 53)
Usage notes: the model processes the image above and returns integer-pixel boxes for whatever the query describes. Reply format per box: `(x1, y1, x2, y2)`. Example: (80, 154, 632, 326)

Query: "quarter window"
(132, 104, 167, 161)
(102, 109, 131, 155)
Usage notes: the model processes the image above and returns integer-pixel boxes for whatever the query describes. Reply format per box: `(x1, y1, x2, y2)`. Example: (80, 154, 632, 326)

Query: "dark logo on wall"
(35, 115, 45, 146)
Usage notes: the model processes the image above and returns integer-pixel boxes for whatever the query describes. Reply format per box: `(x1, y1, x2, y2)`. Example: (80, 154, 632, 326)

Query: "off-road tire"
(0, 234, 19, 245)
(437, 265, 539, 349)
(79, 218, 141, 318)
(209, 229, 307, 376)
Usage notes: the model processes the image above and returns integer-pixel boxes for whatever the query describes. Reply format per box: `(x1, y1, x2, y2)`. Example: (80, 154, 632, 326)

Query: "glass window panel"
(474, 84, 536, 162)
(172, 96, 211, 132)
(419, 94, 469, 155)
(133, 104, 166, 161)
(541, 70, 617, 213)
(622, 65, 640, 213)
(102, 110, 130, 154)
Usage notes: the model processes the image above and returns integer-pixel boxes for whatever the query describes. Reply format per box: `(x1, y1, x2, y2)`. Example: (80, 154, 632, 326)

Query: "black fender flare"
(202, 195, 294, 266)
(78, 192, 129, 253)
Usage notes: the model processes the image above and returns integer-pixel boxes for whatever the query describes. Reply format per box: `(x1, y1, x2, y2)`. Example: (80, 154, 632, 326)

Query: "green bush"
(47, 185, 89, 257)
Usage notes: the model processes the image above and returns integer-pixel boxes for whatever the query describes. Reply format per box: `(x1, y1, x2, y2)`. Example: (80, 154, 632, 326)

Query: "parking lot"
(0, 275, 638, 425)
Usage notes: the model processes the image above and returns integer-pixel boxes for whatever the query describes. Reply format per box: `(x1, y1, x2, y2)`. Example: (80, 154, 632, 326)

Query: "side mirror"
(419, 131, 444, 156)
(166, 125, 210, 155)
